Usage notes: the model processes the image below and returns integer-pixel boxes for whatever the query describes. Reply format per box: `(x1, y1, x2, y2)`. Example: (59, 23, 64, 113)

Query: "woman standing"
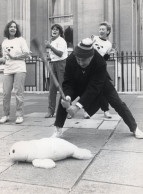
(90, 21, 113, 119)
(44, 24, 68, 118)
(0, 20, 30, 124)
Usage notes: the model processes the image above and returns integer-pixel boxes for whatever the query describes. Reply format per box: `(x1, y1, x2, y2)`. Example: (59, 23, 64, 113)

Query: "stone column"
(73, 0, 104, 44)
(7, 0, 30, 47)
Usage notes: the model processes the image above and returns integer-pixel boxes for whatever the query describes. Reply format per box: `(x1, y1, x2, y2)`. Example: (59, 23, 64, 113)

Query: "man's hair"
(51, 24, 64, 38)
(99, 21, 111, 36)
(4, 20, 21, 39)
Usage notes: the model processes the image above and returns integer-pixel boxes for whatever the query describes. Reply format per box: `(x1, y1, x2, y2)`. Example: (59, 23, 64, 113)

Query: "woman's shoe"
(45, 112, 54, 118)
(15, 117, 23, 124)
(0, 116, 9, 124)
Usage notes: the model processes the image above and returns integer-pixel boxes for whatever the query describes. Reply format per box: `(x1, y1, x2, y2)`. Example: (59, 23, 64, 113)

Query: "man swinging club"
(52, 38, 143, 139)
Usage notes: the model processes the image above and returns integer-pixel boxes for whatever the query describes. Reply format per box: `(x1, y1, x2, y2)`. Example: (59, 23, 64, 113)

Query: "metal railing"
(107, 52, 143, 92)
(25, 52, 143, 92)
(25, 56, 47, 91)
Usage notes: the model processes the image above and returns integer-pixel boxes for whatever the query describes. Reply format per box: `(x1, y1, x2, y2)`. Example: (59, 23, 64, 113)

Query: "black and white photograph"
(0, 0, 143, 193)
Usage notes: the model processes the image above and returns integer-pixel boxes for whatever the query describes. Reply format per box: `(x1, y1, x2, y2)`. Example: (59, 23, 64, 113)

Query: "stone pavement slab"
(0, 132, 16, 139)
(70, 179, 143, 194)
(2, 117, 55, 127)
(64, 118, 103, 129)
(0, 93, 143, 194)
(104, 132, 143, 152)
(113, 120, 143, 134)
(0, 158, 92, 189)
(0, 181, 68, 194)
(0, 124, 26, 132)
(115, 121, 132, 133)
(91, 113, 121, 120)
(131, 108, 143, 114)
(0, 166, 11, 174)
(21, 117, 54, 127)
(64, 113, 121, 129)
(2, 126, 55, 142)
(98, 120, 120, 130)
(0, 125, 26, 139)
(0, 139, 15, 154)
(131, 113, 143, 122)
(131, 96, 143, 108)
(0, 120, 118, 193)
(24, 101, 38, 106)
(83, 150, 143, 187)
(63, 128, 114, 153)
(25, 112, 48, 118)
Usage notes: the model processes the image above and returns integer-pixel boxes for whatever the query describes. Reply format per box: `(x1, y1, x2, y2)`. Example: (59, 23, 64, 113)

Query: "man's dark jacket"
(62, 50, 114, 114)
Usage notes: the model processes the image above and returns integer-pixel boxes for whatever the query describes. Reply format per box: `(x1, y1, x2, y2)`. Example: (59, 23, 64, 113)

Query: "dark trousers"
(100, 96, 109, 112)
(54, 87, 137, 133)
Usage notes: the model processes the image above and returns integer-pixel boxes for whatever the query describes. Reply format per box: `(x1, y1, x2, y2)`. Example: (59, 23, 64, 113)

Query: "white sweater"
(91, 35, 112, 57)
(2, 37, 30, 74)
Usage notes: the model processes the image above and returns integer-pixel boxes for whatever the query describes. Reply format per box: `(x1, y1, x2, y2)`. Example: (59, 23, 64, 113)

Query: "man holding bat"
(52, 38, 143, 139)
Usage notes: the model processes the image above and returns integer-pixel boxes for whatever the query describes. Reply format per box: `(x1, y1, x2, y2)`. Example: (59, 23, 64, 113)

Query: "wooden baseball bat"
(31, 38, 66, 100)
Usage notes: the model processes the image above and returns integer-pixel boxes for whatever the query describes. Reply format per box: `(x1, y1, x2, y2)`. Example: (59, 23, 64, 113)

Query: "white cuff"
(76, 102, 83, 109)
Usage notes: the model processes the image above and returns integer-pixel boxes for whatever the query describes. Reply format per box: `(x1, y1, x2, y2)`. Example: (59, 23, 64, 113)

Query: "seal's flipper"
(32, 159, 56, 169)
(72, 148, 93, 160)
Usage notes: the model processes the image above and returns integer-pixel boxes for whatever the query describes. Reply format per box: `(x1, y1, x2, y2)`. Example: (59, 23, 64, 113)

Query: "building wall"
(0, 0, 30, 48)
(73, 0, 105, 45)
(0, 0, 8, 44)
(0, 0, 143, 54)
(30, 0, 49, 55)
(73, 0, 142, 53)
(140, 0, 143, 53)
(0, 0, 49, 55)
(120, 0, 133, 52)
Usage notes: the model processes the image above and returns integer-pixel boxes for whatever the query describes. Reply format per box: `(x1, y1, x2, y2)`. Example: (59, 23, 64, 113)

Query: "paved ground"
(0, 92, 143, 194)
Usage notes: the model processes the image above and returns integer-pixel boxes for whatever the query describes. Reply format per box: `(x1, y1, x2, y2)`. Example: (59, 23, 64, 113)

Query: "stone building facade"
(0, 0, 143, 54)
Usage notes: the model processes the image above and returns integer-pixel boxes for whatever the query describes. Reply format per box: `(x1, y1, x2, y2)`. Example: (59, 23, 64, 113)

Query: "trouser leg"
(54, 97, 68, 128)
(56, 60, 66, 87)
(3, 74, 13, 116)
(13, 73, 26, 117)
(48, 62, 58, 114)
(55, 60, 66, 110)
(106, 89, 137, 132)
(100, 95, 109, 112)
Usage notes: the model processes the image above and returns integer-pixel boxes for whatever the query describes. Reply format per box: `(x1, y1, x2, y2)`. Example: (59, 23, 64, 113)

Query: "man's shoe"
(84, 111, 90, 119)
(15, 117, 23, 124)
(134, 127, 143, 139)
(104, 111, 112, 119)
(0, 116, 9, 124)
(51, 127, 63, 138)
(45, 112, 54, 118)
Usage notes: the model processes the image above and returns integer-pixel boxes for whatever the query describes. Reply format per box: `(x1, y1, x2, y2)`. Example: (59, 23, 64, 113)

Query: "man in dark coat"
(52, 38, 143, 139)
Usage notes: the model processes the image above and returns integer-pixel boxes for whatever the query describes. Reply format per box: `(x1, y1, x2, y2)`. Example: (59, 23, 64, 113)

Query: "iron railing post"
(121, 51, 125, 91)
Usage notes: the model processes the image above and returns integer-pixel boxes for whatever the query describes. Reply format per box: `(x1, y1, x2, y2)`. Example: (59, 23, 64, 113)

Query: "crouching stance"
(9, 137, 93, 169)
(53, 38, 143, 139)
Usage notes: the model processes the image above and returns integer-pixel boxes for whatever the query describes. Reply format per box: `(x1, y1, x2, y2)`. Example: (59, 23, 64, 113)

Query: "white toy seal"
(9, 137, 93, 169)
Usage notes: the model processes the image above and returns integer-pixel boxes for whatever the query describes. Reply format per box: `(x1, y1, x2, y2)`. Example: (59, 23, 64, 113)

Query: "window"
(49, 0, 73, 48)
